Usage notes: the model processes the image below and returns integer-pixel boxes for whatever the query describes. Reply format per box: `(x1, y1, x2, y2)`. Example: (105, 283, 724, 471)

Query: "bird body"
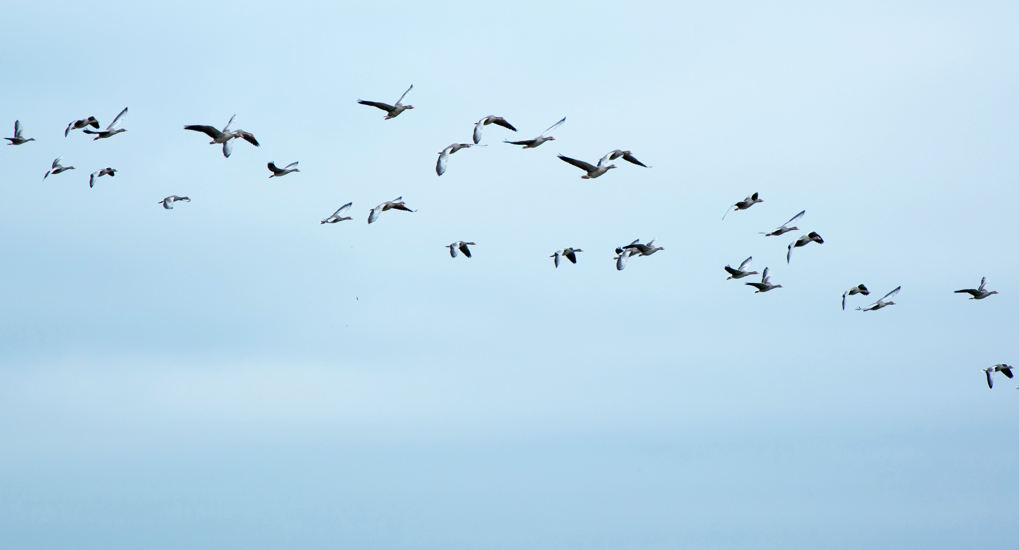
(358, 85, 414, 119)
(321, 202, 353, 224)
(551, 247, 583, 268)
(786, 231, 824, 263)
(447, 241, 475, 258)
(368, 196, 415, 224)
(5, 120, 35, 145)
(160, 195, 190, 209)
(82, 107, 127, 140)
(473, 116, 517, 144)
(268, 161, 299, 178)
(725, 256, 758, 280)
(723, 192, 763, 220)
(558, 154, 616, 179)
(746, 267, 782, 293)
(955, 277, 998, 300)
(89, 167, 116, 188)
(184, 115, 260, 157)
(65, 116, 100, 136)
(43, 157, 75, 180)
(505, 117, 565, 149)
(436, 143, 472, 176)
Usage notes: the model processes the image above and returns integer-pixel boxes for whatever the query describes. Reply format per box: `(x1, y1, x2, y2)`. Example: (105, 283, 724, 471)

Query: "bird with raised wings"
(955, 277, 998, 300)
(505, 117, 565, 149)
(436, 143, 473, 176)
(841, 284, 869, 310)
(160, 195, 190, 209)
(725, 256, 758, 280)
(268, 161, 299, 178)
(5, 120, 35, 145)
(600, 150, 649, 168)
(65, 116, 99, 137)
(43, 157, 75, 180)
(358, 85, 414, 119)
(551, 247, 583, 268)
(89, 167, 116, 188)
(368, 197, 415, 224)
(722, 192, 763, 220)
(746, 267, 782, 293)
(761, 210, 805, 236)
(82, 107, 127, 140)
(473, 116, 517, 144)
(786, 232, 824, 263)
(446, 241, 475, 258)
(321, 202, 353, 224)
(558, 154, 616, 179)
(983, 364, 1014, 389)
(858, 286, 900, 311)
(184, 114, 260, 158)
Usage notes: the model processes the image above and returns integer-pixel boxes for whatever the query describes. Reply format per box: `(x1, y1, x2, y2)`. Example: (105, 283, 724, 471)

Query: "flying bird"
(65, 116, 100, 137)
(82, 107, 128, 140)
(368, 196, 415, 224)
(857, 286, 900, 311)
(89, 167, 116, 188)
(505, 117, 565, 149)
(160, 195, 190, 209)
(722, 192, 763, 220)
(321, 202, 353, 224)
(625, 238, 664, 257)
(473, 116, 517, 144)
(267, 161, 299, 178)
(184, 114, 260, 157)
(842, 284, 870, 310)
(5, 120, 35, 145)
(955, 277, 998, 300)
(358, 84, 414, 119)
(761, 210, 805, 236)
(983, 364, 1014, 389)
(725, 256, 758, 280)
(551, 247, 583, 268)
(446, 241, 475, 258)
(43, 157, 75, 180)
(436, 143, 473, 176)
(786, 232, 824, 263)
(558, 154, 616, 179)
(746, 267, 782, 293)
(600, 150, 649, 168)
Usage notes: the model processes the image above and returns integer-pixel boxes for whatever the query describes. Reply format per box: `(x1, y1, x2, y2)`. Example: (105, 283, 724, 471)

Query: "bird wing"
(222, 114, 236, 132)
(762, 267, 770, 283)
(564, 249, 577, 264)
(1000, 366, 1014, 379)
(284, 161, 299, 170)
(473, 121, 484, 144)
(979, 277, 987, 291)
(334, 202, 353, 216)
(785, 210, 806, 226)
(65, 122, 73, 137)
(597, 152, 613, 167)
(505, 139, 534, 146)
(436, 151, 448, 176)
(389, 202, 414, 212)
(396, 84, 413, 105)
(267, 162, 279, 173)
(558, 155, 596, 172)
(881, 286, 901, 301)
(107, 107, 128, 130)
(184, 125, 223, 140)
(541, 117, 566, 137)
(236, 131, 259, 146)
(89, 171, 99, 188)
(368, 207, 381, 224)
(460, 242, 472, 258)
(222, 139, 233, 158)
(14, 120, 22, 137)
(986, 369, 994, 389)
(858, 284, 869, 294)
(842, 293, 847, 310)
(787, 243, 793, 263)
(449, 244, 458, 258)
(492, 118, 517, 132)
(52, 157, 62, 168)
(954, 289, 977, 296)
(358, 100, 394, 111)
(616, 249, 631, 271)
(162, 198, 173, 209)
(738, 256, 753, 271)
(622, 152, 647, 167)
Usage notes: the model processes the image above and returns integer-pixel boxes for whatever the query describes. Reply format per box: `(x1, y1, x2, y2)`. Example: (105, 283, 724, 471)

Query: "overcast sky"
(2, 1, 1017, 548)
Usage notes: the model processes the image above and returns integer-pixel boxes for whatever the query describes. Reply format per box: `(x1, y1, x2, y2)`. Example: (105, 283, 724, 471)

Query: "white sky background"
(1, 0, 1017, 548)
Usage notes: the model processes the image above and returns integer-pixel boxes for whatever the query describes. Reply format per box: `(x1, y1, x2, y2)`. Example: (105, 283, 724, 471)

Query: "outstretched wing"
(436, 150, 448, 176)
(358, 100, 394, 112)
(622, 152, 647, 167)
(222, 139, 233, 158)
(236, 131, 259, 146)
(396, 84, 413, 105)
(284, 161, 299, 170)
(979, 277, 987, 291)
(107, 107, 128, 130)
(184, 125, 223, 140)
(558, 155, 596, 172)
(333, 202, 353, 216)
(14, 120, 22, 137)
(473, 121, 484, 144)
(222, 114, 236, 132)
(541, 117, 566, 137)
(784, 210, 806, 226)
(492, 118, 517, 132)
(738, 256, 752, 271)
(881, 286, 901, 301)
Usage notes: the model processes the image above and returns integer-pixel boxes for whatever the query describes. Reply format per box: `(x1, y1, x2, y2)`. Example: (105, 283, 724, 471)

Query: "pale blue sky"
(2, 1, 1017, 548)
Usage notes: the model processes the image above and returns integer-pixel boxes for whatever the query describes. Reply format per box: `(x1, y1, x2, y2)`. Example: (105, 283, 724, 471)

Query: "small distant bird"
(65, 116, 100, 137)
(613, 239, 661, 270)
(722, 192, 763, 220)
(89, 167, 116, 188)
(436, 143, 473, 176)
(983, 364, 1014, 389)
(761, 210, 805, 236)
(83, 107, 128, 140)
(184, 114, 260, 158)
(746, 267, 782, 293)
(955, 277, 999, 300)
(786, 232, 824, 263)
(473, 116, 517, 144)
(551, 247, 583, 268)
(358, 84, 414, 119)
(5, 120, 35, 145)
(725, 256, 758, 280)
(160, 195, 190, 209)
(267, 161, 299, 178)
(505, 117, 565, 149)
(321, 202, 353, 224)
(842, 284, 870, 310)
(446, 241, 475, 258)
(600, 150, 649, 168)
(368, 196, 415, 224)
(43, 157, 75, 180)
(558, 154, 616, 179)
(858, 286, 900, 311)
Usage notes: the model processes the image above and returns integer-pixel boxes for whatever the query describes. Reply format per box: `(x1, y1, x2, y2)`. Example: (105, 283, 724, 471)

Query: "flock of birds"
(5, 83, 1009, 389)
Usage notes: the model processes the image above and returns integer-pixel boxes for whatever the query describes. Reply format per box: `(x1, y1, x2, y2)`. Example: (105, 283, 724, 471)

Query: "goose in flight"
(983, 364, 1014, 389)
(89, 167, 116, 188)
(184, 114, 260, 157)
(551, 247, 583, 268)
(436, 143, 473, 176)
(358, 84, 414, 119)
(955, 277, 998, 300)
(505, 117, 565, 149)
(368, 196, 415, 224)
(65, 116, 99, 137)
(620, 238, 664, 257)
(43, 157, 75, 180)
(446, 241, 475, 258)
(722, 192, 763, 220)
(267, 161, 299, 178)
(321, 202, 353, 224)
(558, 154, 616, 179)
(83, 107, 128, 140)
(724, 256, 758, 280)
(786, 232, 824, 263)
(857, 286, 900, 311)
(600, 150, 649, 168)
(473, 116, 517, 144)
(746, 267, 782, 293)
(841, 284, 869, 310)
(160, 195, 190, 209)
(762, 210, 805, 236)
(5, 120, 35, 145)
